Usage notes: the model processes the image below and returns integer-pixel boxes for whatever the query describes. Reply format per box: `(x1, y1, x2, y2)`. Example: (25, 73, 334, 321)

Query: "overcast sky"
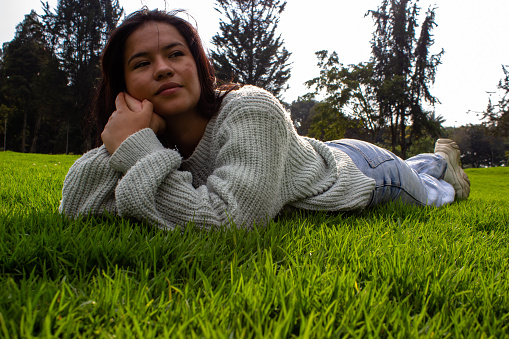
(2, 0, 508, 127)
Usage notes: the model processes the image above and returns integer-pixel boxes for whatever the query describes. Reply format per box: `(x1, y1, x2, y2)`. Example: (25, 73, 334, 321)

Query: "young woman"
(59, 9, 470, 230)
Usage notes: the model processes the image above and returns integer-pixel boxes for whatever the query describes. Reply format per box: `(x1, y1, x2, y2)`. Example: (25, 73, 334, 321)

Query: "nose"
(154, 58, 174, 79)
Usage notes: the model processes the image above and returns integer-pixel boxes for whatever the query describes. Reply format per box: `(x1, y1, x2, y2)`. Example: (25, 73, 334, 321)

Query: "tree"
(306, 102, 361, 141)
(0, 48, 7, 151)
(289, 99, 317, 136)
(1, 11, 73, 153)
(304, 51, 381, 142)
(1, 11, 49, 152)
(368, 0, 444, 159)
(403, 113, 445, 157)
(453, 124, 506, 168)
(0, 104, 13, 152)
(211, 0, 292, 98)
(483, 65, 509, 137)
(29, 55, 70, 153)
(42, 0, 122, 152)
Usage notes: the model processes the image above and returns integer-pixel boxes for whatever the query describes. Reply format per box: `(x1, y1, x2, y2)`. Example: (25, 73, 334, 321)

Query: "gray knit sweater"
(59, 86, 375, 230)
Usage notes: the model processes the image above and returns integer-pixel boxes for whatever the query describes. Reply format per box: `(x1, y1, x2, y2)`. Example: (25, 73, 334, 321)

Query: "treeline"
(288, 98, 508, 167)
(0, 0, 508, 164)
(0, 0, 122, 154)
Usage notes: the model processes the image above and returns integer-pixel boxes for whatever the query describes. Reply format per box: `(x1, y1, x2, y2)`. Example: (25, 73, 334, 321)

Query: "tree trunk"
(66, 120, 69, 155)
(21, 110, 27, 153)
(29, 113, 43, 153)
(399, 113, 407, 159)
(3, 117, 6, 152)
(390, 112, 397, 155)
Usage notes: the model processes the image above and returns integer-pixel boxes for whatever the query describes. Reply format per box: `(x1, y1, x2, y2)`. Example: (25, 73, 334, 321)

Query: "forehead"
(124, 22, 188, 56)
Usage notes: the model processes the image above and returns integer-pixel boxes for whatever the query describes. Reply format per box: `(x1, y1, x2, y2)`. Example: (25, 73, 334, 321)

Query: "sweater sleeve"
(59, 145, 120, 217)
(111, 93, 291, 230)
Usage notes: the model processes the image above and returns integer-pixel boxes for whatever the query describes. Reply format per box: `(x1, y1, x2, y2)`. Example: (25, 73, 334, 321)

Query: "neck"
(164, 113, 210, 158)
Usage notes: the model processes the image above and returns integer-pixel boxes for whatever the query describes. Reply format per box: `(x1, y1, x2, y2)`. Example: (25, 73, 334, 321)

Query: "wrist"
(109, 128, 169, 173)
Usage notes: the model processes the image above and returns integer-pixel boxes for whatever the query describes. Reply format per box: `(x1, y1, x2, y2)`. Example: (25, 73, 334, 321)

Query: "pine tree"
(42, 0, 122, 152)
(2, 11, 49, 152)
(368, 0, 444, 159)
(211, 0, 292, 98)
(2, 11, 70, 153)
(0, 48, 12, 151)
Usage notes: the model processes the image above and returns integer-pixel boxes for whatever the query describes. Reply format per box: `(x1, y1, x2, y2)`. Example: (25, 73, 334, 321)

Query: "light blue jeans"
(327, 139, 455, 207)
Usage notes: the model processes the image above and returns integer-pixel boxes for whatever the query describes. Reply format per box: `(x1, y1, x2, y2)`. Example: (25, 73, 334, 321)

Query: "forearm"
(111, 119, 289, 230)
(110, 129, 224, 229)
(59, 145, 120, 217)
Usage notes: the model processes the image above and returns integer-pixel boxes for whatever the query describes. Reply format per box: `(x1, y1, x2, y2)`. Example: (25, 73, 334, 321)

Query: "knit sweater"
(59, 86, 375, 230)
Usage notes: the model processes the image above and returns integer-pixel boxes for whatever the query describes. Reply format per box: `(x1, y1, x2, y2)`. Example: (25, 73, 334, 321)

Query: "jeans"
(326, 139, 455, 207)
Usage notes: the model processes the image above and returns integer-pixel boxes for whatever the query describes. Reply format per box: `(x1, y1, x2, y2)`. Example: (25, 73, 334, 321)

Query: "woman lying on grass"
(59, 9, 471, 230)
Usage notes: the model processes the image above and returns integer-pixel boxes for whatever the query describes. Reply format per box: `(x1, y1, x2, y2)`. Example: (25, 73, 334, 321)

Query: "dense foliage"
(0, 0, 122, 154)
(42, 0, 123, 151)
(1, 11, 68, 154)
(447, 125, 508, 168)
(304, 51, 381, 143)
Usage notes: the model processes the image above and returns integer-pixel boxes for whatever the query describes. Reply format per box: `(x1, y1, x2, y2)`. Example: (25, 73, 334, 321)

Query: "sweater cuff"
(109, 128, 170, 173)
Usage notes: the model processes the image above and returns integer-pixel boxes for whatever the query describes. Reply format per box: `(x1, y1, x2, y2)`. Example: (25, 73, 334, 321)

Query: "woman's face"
(123, 22, 201, 120)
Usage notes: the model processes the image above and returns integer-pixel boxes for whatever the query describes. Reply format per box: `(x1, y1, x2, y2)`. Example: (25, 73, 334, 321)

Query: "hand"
(101, 93, 166, 154)
(124, 93, 166, 135)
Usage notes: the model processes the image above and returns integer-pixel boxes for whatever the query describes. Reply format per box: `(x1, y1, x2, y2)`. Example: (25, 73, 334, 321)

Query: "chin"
(156, 108, 184, 118)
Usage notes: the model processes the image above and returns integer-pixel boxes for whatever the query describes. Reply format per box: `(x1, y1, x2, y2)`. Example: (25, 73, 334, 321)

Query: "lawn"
(1, 151, 508, 338)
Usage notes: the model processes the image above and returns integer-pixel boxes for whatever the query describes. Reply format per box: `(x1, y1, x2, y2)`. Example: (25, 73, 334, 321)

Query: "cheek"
(182, 65, 197, 80)
(182, 62, 199, 84)
(124, 73, 134, 93)
(125, 74, 145, 100)
(185, 66, 201, 95)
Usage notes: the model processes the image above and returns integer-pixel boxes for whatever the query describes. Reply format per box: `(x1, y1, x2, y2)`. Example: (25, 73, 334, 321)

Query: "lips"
(156, 82, 182, 95)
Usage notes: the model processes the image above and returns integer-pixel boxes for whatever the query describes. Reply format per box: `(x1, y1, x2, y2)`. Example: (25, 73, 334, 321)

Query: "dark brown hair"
(91, 8, 235, 146)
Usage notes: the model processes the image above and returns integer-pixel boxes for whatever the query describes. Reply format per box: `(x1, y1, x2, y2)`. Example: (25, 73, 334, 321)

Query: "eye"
(133, 61, 150, 69)
(169, 51, 184, 59)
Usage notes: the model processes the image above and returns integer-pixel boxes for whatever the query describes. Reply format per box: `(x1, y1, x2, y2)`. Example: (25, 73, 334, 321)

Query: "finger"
(124, 92, 143, 112)
(141, 99, 154, 115)
(114, 92, 128, 111)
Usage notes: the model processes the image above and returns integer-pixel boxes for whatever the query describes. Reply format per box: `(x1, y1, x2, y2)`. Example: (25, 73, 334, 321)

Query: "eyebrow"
(126, 42, 185, 65)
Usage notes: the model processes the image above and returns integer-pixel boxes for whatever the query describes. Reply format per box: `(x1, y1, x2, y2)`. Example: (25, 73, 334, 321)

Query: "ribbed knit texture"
(59, 86, 375, 230)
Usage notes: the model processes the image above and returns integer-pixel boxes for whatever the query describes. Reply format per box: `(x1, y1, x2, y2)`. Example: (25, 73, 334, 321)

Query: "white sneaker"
(434, 139, 471, 200)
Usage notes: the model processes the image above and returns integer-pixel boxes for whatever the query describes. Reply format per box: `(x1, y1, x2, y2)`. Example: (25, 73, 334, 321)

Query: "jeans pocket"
(329, 139, 395, 169)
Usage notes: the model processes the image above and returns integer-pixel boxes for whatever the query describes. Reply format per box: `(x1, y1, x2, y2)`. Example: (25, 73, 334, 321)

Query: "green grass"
(1, 151, 508, 338)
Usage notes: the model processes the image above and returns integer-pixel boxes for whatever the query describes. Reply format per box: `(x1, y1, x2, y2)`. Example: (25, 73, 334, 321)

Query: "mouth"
(156, 82, 182, 95)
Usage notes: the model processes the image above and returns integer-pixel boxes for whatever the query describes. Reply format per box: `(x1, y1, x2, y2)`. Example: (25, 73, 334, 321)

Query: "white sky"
(2, 0, 508, 127)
